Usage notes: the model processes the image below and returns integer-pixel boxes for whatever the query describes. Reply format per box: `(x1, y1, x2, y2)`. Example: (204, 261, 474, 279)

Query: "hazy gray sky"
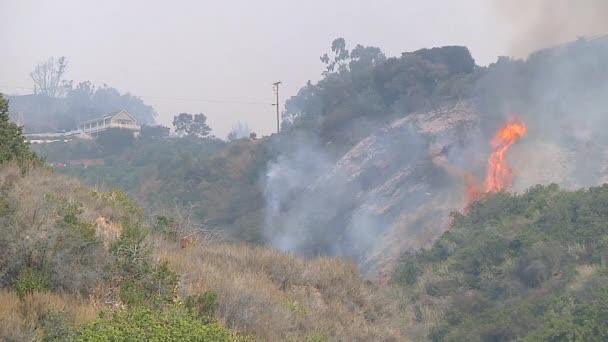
(0, 1, 556, 136)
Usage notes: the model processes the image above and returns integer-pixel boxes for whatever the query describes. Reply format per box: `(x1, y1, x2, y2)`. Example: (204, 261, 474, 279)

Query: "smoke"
(475, 37, 608, 191)
(262, 26, 608, 273)
(262, 105, 483, 270)
(263, 122, 434, 261)
(493, 0, 608, 57)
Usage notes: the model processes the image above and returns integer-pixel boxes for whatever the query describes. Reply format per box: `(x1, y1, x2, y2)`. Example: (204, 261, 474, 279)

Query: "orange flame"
(484, 118, 527, 193)
(462, 117, 527, 208)
(464, 173, 480, 204)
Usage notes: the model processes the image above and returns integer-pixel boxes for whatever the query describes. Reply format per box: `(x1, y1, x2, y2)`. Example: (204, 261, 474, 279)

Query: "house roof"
(80, 110, 137, 125)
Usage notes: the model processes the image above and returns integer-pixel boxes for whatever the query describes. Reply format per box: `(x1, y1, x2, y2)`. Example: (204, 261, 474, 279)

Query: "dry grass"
(0, 163, 138, 340)
(0, 290, 99, 341)
(0, 163, 140, 231)
(1, 163, 405, 340)
(154, 238, 407, 341)
(568, 264, 600, 292)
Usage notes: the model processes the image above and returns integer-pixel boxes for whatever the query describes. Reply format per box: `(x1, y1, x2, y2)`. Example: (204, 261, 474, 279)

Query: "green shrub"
(0, 94, 41, 164)
(41, 311, 78, 342)
(14, 267, 50, 298)
(111, 223, 150, 276)
(75, 306, 231, 342)
(394, 260, 420, 285)
(112, 224, 178, 308)
(396, 184, 608, 341)
(152, 215, 178, 239)
(184, 291, 219, 320)
(119, 278, 147, 307)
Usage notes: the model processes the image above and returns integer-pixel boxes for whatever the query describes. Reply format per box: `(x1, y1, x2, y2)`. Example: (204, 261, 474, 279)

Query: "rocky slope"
(267, 103, 482, 276)
(268, 99, 608, 278)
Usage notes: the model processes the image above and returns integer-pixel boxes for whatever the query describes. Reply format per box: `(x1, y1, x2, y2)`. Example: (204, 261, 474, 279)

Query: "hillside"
(1, 94, 404, 341)
(15, 37, 608, 341)
(37, 136, 271, 243)
(0, 165, 403, 341)
(32, 39, 608, 265)
(394, 185, 608, 341)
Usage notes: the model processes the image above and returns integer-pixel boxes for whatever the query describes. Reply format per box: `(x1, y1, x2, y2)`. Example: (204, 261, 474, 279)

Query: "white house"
(78, 110, 140, 135)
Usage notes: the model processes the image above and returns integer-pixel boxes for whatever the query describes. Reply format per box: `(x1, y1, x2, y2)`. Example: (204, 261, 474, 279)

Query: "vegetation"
(36, 135, 272, 242)
(227, 122, 252, 141)
(154, 237, 403, 341)
(284, 38, 477, 154)
(1, 95, 401, 341)
(0, 157, 397, 341)
(10, 38, 608, 341)
(96, 127, 136, 153)
(394, 184, 608, 341)
(0, 96, 244, 340)
(0, 94, 40, 164)
(284, 37, 608, 157)
(173, 112, 212, 138)
(75, 307, 232, 341)
(9, 58, 156, 133)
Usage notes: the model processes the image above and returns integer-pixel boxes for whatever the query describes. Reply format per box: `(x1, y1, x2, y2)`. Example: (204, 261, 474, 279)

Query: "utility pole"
(273, 81, 282, 134)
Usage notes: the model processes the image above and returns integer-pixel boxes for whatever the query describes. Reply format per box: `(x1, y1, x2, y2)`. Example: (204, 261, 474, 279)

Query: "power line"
(0, 84, 273, 106)
(141, 95, 272, 106)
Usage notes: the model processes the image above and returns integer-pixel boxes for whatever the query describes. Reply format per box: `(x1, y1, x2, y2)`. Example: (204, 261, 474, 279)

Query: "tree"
(30, 57, 71, 98)
(96, 128, 135, 154)
(320, 37, 350, 74)
(0, 94, 39, 163)
(172, 113, 211, 138)
(63, 82, 157, 125)
(140, 125, 170, 140)
(227, 122, 251, 141)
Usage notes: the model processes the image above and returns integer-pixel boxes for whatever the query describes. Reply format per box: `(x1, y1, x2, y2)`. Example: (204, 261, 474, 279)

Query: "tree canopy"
(0, 94, 39, 164)
(173, 113, 212, 138)
(283, 38, 476, 154)
(96, 127, 136, 153)
(9, 59, 157, 133)
(30, 56, 71, 98)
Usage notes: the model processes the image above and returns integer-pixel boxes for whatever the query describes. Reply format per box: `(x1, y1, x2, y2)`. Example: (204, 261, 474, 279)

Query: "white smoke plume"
(494, 0, 608, 57)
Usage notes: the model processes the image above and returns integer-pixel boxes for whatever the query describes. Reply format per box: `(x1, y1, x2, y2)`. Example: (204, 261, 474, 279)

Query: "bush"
(111, 224, 178, 308)
(184, 292, 219, 320)
(152, 215, 178, 239)
(394, 260, 420, 285)
(40, 311, 78, 342)
(14, 267, 50, 298)
(96, 128, 135, 154)
(75, 306, 231, 341)
(396, 184, 608, 341)
(0, 94, 40, 164)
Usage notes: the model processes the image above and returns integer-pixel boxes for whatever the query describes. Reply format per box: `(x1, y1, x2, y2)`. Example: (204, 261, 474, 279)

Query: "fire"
(461, 117, 527, 207)
(463, 174, 478, 203)
(484, 118, 527, 193)
(433, 117, 527, 209)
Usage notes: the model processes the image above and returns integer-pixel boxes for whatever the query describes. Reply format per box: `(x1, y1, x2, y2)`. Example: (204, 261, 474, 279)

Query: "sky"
(0, 0, 567, 137)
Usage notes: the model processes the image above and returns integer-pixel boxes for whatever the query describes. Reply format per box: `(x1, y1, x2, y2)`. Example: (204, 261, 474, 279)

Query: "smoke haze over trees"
(8, 59, 157, 133)
(262, 36, 608, 264)
(493, 0, 608, 57)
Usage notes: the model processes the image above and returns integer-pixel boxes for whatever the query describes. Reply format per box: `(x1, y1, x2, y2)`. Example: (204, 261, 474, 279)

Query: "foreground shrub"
(75, 306, 231, 342)
(111, 224, 179, 308)
(14, 267, 50, 298)
(184, 291, 219, 321)
(395, 184, 608, 340)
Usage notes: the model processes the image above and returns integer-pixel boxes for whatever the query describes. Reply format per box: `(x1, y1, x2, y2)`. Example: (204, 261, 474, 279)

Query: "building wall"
(111, 111, 136, 126)
(79, 111, 140, 134)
